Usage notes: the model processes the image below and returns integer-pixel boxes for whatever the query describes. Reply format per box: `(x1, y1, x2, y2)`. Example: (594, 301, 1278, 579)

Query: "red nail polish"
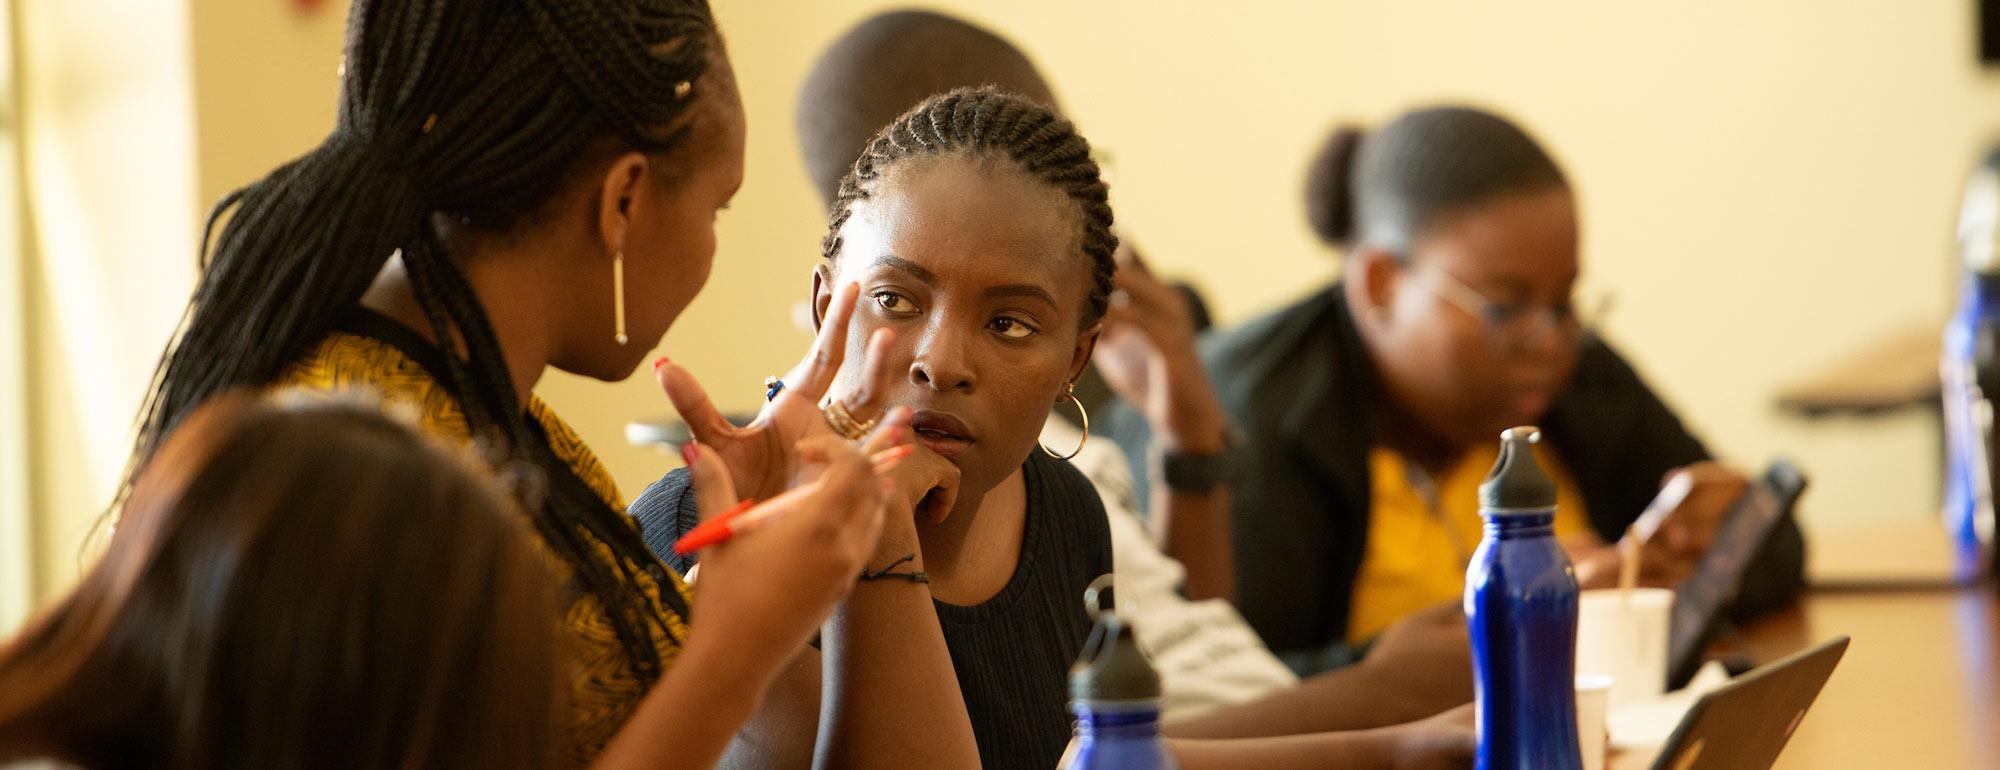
(653, 356, 669, 372)
(681, 442, 699, 466)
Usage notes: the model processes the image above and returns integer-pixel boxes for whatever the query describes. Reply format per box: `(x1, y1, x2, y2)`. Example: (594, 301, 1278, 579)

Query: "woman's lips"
(911, 410, 975, 460)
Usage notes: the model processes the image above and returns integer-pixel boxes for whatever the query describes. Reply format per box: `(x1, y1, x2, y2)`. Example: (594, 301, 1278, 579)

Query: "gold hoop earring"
(1041, 384, 1089, 461)
(612, 251, 629, 346)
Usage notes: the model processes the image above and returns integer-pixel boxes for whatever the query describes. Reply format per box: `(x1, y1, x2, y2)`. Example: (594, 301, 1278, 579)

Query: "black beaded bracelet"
(859, 552, 929, 583)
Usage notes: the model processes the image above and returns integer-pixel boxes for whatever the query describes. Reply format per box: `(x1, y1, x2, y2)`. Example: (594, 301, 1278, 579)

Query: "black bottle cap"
(1069, 575, 1161, 704)
(1479, 426, 1557, 512)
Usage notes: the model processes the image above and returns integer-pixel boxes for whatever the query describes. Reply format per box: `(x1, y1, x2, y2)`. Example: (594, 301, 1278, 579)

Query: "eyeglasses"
(1415, 267, 1611, 352)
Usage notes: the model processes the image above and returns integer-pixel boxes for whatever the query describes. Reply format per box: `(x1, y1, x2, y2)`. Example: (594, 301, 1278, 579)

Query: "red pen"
(873, 444, 915, 472)
(671, 498, 757, 556)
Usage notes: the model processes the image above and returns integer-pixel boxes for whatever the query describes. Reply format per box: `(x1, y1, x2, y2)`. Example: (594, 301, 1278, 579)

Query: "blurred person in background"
(1107, 108, 1807, 674)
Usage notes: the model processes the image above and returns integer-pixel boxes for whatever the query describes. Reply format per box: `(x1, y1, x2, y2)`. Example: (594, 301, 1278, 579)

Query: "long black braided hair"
(822, 87, 1118, 326)
(126, 0, 722, 682)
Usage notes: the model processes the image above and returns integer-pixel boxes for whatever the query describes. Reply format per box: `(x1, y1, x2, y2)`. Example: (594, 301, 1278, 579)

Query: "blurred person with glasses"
(1105, 107, 1805, 677)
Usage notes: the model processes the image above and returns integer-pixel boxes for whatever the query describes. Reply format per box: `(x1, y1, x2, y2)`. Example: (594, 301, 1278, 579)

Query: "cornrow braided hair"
(127, 0, 720, 683)
(822, 87, 1118, 325)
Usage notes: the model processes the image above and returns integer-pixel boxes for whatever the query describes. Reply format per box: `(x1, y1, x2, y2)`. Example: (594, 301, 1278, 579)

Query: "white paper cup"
(1576, 673, 1614, 770)
(1576, 587, 1672, 707)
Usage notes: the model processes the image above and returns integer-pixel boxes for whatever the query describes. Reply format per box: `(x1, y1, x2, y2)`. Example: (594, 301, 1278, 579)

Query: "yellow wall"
(17, 0, 198, 604)
(10, 0, 343, 610)
(188, 0, 347, 210)
(23, 0, 2000, 607)
(556, 0, 2000, 533)
(3, 0, 29, 629)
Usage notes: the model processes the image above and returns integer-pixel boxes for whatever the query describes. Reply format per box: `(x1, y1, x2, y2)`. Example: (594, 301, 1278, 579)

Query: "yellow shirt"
(276, 327, 692, 769)
(1346, 444, 1591, 643)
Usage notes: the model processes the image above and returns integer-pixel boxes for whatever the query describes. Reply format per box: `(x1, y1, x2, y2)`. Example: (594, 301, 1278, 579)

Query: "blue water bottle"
(1061, 575, 1178, 770)
(1943, 146, 2000, 583)
(1465, 426, 1583, 770)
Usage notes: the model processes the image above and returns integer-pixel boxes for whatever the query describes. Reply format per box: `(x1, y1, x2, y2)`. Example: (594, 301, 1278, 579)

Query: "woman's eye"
(873, 292, 913, 313)
(989, 316, 1037, 339)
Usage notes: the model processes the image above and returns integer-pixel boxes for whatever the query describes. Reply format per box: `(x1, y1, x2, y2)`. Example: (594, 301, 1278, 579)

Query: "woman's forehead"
(840, 155, 1089, 288)
(1420, 189, 1578, 287)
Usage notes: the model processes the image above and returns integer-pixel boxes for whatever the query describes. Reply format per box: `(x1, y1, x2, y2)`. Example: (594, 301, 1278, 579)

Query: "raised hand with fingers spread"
(654, 282, 903, 502)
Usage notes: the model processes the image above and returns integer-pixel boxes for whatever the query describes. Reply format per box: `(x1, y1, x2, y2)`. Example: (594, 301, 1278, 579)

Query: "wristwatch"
(1160, 430, 1240, 493)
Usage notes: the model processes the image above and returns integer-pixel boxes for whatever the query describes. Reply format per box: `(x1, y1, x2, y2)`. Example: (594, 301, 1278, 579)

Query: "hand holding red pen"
(675, 407, 926, 557)
(674, 433, 889, 671)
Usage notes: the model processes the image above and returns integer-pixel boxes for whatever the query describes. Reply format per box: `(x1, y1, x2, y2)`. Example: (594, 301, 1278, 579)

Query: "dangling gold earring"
(1041, 382, 1089, 461)
(612, 250, 629, 346)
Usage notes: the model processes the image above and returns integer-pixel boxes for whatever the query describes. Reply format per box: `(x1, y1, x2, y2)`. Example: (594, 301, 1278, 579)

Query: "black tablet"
(1667, 460, 1809, 689)
(1649, 635, 1848, 770)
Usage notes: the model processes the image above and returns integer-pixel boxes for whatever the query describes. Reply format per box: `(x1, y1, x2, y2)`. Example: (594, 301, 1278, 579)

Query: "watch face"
(1963, 161, 2000, 274)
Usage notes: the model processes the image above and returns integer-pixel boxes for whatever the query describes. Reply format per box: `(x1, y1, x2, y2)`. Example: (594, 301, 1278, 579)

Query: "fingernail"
(681, 441, 699, 466)
(653, 356, 669, 372)
(882, 445, 914, 461)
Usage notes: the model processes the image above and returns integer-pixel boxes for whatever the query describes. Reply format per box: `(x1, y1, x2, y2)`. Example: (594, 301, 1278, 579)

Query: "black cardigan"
(628, 450, 1112, 770)
(1104, 285, 1806, 673)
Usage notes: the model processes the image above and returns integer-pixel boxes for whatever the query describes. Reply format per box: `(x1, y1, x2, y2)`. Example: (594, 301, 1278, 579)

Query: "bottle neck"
(1967, 273, 2000, 308)
(1073, 703, 1163, 738)
(1482, 510, 1556, 539)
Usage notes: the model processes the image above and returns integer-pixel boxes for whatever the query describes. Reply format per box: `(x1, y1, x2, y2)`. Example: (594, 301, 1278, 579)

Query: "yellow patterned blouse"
(274, 311, 692, 768)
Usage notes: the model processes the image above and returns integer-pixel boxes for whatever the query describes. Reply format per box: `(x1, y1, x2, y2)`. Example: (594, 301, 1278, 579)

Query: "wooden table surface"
(1712, 588, 1998, 769)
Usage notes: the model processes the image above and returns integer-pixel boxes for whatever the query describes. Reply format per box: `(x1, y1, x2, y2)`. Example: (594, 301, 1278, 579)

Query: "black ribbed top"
(629, 450, 1112, 769)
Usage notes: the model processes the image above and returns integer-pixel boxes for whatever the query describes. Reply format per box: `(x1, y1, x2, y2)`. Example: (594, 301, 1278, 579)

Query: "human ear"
(1067, 321, 1103, 385)
(1351, 246, 1404, 328)
(594, 152, 650, 257)
(810, 264, 835, 331)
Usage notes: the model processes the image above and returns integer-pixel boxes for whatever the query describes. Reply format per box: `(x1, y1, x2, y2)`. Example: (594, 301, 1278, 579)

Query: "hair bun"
(1304, 125, 1365, 249)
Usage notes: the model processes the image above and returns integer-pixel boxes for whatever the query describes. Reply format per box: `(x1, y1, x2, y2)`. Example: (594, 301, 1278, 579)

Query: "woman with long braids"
(124, 0, 942, 766)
